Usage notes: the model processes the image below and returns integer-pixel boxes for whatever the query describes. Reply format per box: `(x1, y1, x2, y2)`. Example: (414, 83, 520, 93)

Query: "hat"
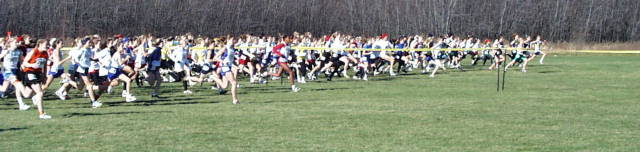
(380, 33, 389, 39)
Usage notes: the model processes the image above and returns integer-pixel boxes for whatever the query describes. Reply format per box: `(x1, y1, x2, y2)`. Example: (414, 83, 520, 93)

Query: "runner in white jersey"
(504, 37, 531, 73)
(0, 38, 31, 110)
(87, 41, 114, 105)
(210, 38, 239, 104)
(489, 36, 506, 71)
(479, 39, 494, 66)
(428, 37, 448, 78)
(41, 39, 66, 91)
(336, 34, 358, 79)
(529, 35, 546, 64)
(232, 36, 255, 85)
(307, 37, 328, 81)
(107, 42, 137, 102)
(327, 35, 347, 80)
(75, 39, 102, 108)
(372, 33, 396, 76)
(132, 39, 148, 87)
(55, 38, 85, 100)
(169, 39, 194, 94)
(293, 37, 310, 83)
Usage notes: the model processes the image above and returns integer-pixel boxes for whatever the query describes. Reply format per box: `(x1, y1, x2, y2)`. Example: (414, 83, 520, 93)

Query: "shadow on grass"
(62, 111, 172, 118)
(259, 98, 312, 104)
(0, 127, 27, 133)
(309, 87, 353, 91)
(0, 102, 15, 106)
(538, 71, 561, 74)
(106, 97, 209, 106)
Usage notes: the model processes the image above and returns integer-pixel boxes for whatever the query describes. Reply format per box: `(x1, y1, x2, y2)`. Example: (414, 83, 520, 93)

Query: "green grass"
(1, 55, 639, 151)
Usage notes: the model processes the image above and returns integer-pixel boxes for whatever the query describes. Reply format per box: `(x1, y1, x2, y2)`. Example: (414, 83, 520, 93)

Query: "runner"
(21, 39, 51, 119)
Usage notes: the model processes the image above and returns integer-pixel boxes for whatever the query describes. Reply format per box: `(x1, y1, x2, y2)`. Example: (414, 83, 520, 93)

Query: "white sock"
(31, 97, 38, 106)
(17, 97, 25, 106)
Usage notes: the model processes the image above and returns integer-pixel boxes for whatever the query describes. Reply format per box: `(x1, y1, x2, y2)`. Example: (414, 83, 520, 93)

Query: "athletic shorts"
(307, 59, 315, 65)
(88, 70, 100, 83)
(23, 71, 44, 86)
(425, 56, 434, 62)
(368, 56, 378, 63)
(126, 62, 135, 69)
(220, 64, 232, 76)
(78, 67, 90, 76)
(136, 63, 147, 69)
(331, 55, 341, 63)
(108, 68, 123, 80)
(175, 71, 186, 80)
(277, 57, 288, 64)
(3, 69, 20, 82)
(535, 51, 542, 55)
(160, 60, 173, 69)
(201, 63, 215, 74)
(484, 54, 493, 59)
(67, 64, 77, 73)
(91, 73, 109, 86)
(95, 76, 109, 86)
(48, 68, 64, 78)
(437, 54, 448, 60)
(515, 55, 527, 63)
(450, 51, 459, 57)
(467, 51, 477, 56)
(239, 59, 248, 65)
(360, 55, 369, 63)
(149, 60, 161, 71)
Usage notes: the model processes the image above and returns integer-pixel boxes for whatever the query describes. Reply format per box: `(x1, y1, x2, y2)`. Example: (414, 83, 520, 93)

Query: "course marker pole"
(497, 62, 501, 92)
(501, 52, 507, 91)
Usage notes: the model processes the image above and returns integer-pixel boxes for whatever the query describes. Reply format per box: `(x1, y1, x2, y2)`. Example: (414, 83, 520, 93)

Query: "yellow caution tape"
(61, 46, 533, 52)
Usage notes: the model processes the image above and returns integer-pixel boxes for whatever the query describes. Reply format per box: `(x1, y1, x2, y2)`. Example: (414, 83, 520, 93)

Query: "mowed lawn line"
(0, 55, 639, 151)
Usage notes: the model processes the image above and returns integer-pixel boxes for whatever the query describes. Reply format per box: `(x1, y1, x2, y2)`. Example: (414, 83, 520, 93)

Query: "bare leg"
(42, 75, 54, 90)
(30, 83, 45, 115)
(81, 76, 97, 102)
(539, 52, 546, 64)
(223, 72, 238, 104)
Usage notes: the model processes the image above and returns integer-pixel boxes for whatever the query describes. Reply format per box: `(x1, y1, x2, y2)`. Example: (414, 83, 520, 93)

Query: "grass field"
(1, 55, 639, 151)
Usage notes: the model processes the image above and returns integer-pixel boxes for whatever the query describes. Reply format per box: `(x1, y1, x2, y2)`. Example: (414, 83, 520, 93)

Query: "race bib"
(27, 74, 37, 80)
(221, 66, 231, 72)
(278, 57, 288, 63)
(108, 68, 117, 73)
(36, 58, 47, 68)
(77, 67, 86, 74)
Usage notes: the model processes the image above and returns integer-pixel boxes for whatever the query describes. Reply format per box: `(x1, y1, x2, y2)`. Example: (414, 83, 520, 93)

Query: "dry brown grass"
(548, 42, 640, 53)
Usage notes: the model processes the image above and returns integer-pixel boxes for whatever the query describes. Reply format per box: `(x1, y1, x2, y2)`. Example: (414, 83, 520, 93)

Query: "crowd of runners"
(0, 32, 547, 119)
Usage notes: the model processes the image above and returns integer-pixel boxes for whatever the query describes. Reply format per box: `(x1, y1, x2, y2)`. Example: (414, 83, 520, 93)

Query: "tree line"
(0, 0, 638, 42)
